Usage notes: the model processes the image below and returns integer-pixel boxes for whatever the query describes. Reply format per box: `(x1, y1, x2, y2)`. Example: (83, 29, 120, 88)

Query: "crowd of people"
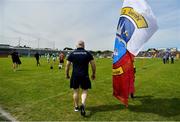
(162, 52, 174, 64)
(45, 52, 65, 69)
(11, 50, 66, 71)
(137, 50, 178, 59)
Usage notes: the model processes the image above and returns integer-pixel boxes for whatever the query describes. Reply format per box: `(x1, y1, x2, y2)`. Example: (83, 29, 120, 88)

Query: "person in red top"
(58, 52, 64, 69)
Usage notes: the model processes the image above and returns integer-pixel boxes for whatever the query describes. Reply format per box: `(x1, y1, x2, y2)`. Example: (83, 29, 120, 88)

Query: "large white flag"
(120, 0, 158, 56)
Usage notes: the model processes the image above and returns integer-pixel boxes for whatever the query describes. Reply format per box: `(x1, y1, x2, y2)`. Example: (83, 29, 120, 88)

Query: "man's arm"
(65, 60, 71, 79)
(90, 60, 96, 80)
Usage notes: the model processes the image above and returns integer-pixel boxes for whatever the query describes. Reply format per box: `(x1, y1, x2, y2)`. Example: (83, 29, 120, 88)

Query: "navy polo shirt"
(67, 48, 93, 77)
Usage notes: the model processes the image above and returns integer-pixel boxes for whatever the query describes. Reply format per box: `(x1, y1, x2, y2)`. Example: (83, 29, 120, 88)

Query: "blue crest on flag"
(113, 17, 135, 64)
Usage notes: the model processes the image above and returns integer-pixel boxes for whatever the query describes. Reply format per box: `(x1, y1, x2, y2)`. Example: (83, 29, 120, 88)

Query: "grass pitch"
(0, 57, 180, 121)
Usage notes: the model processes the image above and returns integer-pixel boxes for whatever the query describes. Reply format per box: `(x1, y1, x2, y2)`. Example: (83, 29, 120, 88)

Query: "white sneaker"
(74, 106, 79, 112)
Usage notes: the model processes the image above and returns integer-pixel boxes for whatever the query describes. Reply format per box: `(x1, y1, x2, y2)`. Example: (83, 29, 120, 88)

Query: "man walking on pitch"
(34, 52, 40, 66)
(11, 49, 21, 72)
(66, 40, 96, 116)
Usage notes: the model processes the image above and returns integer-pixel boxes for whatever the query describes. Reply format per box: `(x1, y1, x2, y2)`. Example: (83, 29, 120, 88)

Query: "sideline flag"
(113, 0, 158, 106)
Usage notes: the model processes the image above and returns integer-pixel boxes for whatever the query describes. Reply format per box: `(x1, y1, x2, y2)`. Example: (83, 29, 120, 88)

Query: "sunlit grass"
(0, 57, 180, 121)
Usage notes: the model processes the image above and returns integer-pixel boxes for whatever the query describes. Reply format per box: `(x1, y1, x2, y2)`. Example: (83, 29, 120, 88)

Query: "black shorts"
(17, 58, 21, 64)
(70, 75, 91, 89)
(12, 58, 17, 63)
(12, 58, 19, 64)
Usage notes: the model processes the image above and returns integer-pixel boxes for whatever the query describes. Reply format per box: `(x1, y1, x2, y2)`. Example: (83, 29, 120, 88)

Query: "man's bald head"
(76, 40, 85, 48)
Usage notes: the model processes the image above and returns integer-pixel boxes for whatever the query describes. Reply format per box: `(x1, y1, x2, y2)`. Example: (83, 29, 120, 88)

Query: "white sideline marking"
(0, 106, 18, 122)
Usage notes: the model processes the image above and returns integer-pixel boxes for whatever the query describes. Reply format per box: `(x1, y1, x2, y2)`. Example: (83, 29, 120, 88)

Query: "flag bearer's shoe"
(131, 93, 135, 99)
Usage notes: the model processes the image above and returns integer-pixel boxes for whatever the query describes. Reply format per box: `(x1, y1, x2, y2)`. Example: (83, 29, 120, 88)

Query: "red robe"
(113, 51, 135, 107)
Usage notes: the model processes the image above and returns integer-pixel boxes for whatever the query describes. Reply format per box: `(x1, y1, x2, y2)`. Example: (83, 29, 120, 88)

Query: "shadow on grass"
(86, 96, 180, 118)
(128, 96, 180, 117)
(16, 69, 33, 72)
(85, 95, 152, 117)
(85, 104, 124, 117)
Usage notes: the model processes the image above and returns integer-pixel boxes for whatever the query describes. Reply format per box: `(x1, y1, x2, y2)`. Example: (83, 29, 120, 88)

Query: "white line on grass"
(0, 106, 18, 122)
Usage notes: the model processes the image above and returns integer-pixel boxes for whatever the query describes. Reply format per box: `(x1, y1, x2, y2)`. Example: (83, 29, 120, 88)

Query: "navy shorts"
(70, 75, 91, 90)
(12, 58, 17, 63)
